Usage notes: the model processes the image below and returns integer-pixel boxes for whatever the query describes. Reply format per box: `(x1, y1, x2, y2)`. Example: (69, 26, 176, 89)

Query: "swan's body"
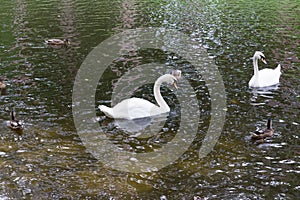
(99, 74, 178, 120)
(248, 51, 281, 87)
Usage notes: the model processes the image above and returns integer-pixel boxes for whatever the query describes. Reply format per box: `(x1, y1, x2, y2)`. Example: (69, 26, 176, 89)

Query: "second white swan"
(99, 73, 179, 120)
(248, 51, 281, 88)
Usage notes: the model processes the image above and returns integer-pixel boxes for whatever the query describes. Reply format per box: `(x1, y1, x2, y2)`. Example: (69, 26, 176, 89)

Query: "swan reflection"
(249, 84, 280, 105)
(114, 113, 168, 138)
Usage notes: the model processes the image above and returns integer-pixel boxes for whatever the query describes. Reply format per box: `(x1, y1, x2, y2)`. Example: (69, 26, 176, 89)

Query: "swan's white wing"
(257, 68, 281, 87)
(111, 97, 161, 119)
(249, 67, 281, 87)
(275, 64, 281, 73)
(248, 76, 256, 87)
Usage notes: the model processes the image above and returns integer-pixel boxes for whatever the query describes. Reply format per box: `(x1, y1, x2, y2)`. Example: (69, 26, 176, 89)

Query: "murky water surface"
(0, 0, 299, 199)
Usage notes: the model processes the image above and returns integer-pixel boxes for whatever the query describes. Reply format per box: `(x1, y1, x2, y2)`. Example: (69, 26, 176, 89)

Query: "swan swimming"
(248, 51, 281, 88)
(99, 72, 180, 120)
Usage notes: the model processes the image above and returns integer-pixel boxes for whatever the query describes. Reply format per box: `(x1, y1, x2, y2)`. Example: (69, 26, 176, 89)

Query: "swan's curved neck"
(253, 56, 259, 75)
(153, 75, 169, 111)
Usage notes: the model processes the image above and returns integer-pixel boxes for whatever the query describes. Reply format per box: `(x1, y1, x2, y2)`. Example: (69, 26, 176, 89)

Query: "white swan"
(248, 51, 281, 87)
(99, 73, 179, 120)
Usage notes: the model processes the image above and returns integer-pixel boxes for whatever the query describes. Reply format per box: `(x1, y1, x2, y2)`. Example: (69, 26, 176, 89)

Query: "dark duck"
(7, 110, 24, 130)
(251, 118, 274, 142)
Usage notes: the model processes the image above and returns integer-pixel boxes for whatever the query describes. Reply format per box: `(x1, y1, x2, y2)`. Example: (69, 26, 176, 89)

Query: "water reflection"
(114, 113, 168, 138)
(249, 84, 280, 105)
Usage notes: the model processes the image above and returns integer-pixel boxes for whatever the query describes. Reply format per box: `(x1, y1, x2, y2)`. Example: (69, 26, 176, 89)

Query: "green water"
(0, 0, 299, 199)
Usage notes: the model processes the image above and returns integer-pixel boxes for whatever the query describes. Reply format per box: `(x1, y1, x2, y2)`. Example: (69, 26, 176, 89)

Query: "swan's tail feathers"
(275, 64, 281, 74)
(99, 105, 114, 118)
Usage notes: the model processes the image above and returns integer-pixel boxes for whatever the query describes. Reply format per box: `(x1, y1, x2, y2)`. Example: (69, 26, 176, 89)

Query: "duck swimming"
(251, 118, 274, 142)
(45, 38, 70, 45)
(248, 51, 281, 88)
(7, 110, 24, 130)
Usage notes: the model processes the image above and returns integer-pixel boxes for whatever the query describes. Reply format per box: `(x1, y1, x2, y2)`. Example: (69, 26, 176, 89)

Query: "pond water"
(0, 0, 299, 199)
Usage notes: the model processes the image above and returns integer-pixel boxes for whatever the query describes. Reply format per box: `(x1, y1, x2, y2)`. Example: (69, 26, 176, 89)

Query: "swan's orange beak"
(261, 58, 267, 64)
(173, 81, 178, 89)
